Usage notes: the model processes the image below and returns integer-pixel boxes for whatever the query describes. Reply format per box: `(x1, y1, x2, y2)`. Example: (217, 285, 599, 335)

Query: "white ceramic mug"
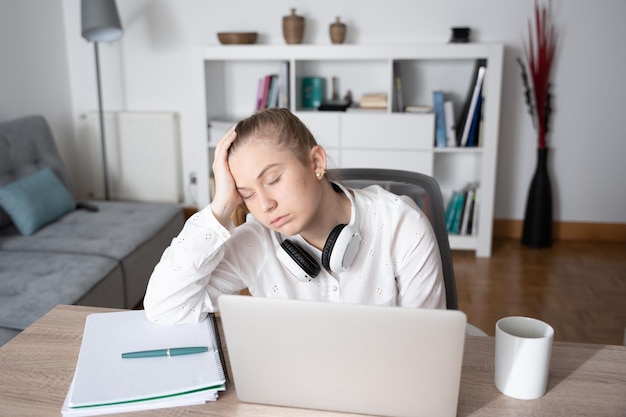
(494, 316, 554, 400)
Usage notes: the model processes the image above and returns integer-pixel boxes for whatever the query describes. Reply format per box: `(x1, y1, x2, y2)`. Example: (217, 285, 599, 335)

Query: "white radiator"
(80, 111, 183, 203)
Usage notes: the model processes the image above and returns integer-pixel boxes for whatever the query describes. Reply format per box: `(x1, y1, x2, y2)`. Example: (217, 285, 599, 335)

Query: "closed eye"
(266, 176, 281, 187)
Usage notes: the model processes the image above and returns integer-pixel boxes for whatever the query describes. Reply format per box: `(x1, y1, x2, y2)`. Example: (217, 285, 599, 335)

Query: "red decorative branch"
(520, 0, 558, 149)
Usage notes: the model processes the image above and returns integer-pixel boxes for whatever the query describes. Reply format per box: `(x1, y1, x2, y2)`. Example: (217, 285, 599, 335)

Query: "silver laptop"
(218, 295, 467, 417)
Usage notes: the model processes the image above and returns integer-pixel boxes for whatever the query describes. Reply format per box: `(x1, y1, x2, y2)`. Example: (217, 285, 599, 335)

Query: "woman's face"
(228, 135, 322, 236)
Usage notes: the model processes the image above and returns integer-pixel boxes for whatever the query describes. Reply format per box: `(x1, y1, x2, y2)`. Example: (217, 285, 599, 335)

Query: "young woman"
(144, 108, 445, 324)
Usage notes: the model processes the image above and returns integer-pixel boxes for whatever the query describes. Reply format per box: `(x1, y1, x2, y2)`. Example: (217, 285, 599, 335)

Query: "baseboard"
(494, 219, 626, 242)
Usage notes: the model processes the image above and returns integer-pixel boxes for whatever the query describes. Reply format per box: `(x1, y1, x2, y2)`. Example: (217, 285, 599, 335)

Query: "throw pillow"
(0, 167, 75, 235)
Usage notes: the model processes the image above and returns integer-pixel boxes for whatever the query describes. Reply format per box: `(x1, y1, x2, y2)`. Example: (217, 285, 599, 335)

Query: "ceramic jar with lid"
(329, 17, 346, 44)
(283, 8, 304, 44)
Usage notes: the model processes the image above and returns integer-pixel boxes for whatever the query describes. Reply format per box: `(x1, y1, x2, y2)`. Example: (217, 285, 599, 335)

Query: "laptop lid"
(218, 295, 466, 417)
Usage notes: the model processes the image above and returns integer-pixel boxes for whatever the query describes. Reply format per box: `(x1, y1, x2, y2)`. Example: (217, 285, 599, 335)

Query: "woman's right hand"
(210, 125, 243, 227)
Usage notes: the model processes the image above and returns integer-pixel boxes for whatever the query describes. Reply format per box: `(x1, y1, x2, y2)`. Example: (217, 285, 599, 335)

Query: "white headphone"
(275, 183, 361, 282)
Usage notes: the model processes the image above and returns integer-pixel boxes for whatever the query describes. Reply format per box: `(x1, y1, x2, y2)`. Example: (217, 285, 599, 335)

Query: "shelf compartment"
(204, 60, 288, 120)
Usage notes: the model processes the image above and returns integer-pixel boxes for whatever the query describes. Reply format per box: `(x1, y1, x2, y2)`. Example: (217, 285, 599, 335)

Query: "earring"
(316, 172, 322, 179)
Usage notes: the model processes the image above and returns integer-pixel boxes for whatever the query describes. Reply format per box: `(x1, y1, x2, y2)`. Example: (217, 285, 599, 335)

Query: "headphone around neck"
(275, 183, 361, 282)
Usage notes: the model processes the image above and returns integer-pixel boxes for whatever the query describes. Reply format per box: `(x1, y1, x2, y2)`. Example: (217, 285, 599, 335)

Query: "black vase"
(522, 147, 553, 248)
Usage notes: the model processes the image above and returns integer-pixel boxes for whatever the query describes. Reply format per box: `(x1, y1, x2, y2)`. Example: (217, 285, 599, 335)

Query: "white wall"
(3, 0, 625, 224)
(0, 0, 76, 187)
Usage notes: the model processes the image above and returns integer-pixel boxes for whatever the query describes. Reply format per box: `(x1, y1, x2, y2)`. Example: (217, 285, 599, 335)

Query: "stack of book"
(445, 183, 480, 236)
(62, 310, 226, 416)
(359, 92, 388, 110)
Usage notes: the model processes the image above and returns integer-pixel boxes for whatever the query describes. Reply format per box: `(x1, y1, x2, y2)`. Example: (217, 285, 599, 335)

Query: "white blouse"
(143, 185, 446, 324)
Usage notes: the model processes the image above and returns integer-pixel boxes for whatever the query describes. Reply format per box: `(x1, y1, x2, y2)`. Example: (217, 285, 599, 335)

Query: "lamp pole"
(81, 0, 123, 201)
(93, 42, 110, 200)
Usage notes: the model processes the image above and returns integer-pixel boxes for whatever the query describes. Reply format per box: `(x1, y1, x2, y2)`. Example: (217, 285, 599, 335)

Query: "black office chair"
(332, 168, 458, 309)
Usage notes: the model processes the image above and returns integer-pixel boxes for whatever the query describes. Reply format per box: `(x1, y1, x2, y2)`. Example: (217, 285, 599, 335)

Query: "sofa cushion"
(0, 115, 71, 229)
(0, 250, 122, 331)
(0, 201, 181, 260)
(0, 167, 75, 235)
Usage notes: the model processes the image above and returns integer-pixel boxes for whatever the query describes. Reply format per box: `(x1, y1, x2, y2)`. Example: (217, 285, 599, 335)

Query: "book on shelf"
(259, 74, 271, 109)
(432, 90, 447, 148)
(393, 61, 405, 112)
(445, 191, 465, 234)
(459, 65, 485, 147)
(404, 105, 433, 113)
(468, 186, 480, 236)
(451, 188, 467, 235)
(62, 310, 226, 416)
(456, 59, 487, 146)
(475, 67, 487, 148)
(359, 92, 388, 109)
(445, 191, 460, 233)
(445, 183, 480, 235)
(278, 61, 290, 108)
(255, 78, 264, 111)
(345, 106, 387, 113)
(266, 74, 280, 109)
(465, 187, 478, 236)
(258, 74, 277, 110)
(459, 186, 475, 235)
(444, 100, 457, 147)
(466, 90, 482, 147)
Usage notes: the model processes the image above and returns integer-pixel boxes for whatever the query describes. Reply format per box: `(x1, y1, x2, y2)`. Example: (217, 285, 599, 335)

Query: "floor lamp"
(81, 0, 124, 200)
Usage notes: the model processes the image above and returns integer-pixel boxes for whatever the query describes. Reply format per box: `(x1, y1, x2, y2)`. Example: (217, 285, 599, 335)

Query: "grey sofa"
(0, 115, 185, 346)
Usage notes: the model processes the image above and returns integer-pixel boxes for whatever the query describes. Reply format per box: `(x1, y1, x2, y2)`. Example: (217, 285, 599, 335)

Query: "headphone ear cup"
(322, 224, 361, 273)
(277, 240, 321, 281)
(321, 224, 346, 271)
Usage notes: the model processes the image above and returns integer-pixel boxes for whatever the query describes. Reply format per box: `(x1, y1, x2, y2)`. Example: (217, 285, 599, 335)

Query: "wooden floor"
(453, 238, 626, 346)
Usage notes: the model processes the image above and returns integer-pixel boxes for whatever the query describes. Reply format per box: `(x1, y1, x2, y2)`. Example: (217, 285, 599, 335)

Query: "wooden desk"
(1, 305, 624, 417)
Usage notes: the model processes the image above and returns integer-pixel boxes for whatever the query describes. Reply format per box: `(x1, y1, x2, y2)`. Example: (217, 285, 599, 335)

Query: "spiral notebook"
(62, 310, 226, 416)
(219, 295, 467, 417)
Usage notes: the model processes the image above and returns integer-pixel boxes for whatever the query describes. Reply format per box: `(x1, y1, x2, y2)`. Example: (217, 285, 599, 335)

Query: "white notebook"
(62, 310, 225, 416)
(219, 295, 467, 417)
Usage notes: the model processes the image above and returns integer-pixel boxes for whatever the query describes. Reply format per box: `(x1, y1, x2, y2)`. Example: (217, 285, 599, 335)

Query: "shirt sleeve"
(143, 206, 252, 324)
(392, 196, 447, 309)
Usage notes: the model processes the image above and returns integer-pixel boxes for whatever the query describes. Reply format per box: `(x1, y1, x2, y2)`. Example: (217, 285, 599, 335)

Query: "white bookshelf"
(202, 43, 503, 257)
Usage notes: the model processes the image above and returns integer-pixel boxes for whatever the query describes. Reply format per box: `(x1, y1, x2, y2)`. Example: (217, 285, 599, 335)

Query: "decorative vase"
(282, 8, 304, 44)
(329, 17, 346, 44)
(521, 147, 553, 248)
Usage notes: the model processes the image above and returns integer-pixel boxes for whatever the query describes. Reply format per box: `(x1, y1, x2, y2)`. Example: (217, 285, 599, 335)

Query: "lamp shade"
(81, 0, 124, 43)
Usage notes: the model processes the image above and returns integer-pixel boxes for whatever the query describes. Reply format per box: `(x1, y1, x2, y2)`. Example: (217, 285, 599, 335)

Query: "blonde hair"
(229, 108, 318, 165)
(228, 108, 340, 225)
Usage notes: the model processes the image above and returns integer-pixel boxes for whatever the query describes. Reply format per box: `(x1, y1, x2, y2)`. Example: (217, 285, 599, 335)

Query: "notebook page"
(69, 310, 225, 408)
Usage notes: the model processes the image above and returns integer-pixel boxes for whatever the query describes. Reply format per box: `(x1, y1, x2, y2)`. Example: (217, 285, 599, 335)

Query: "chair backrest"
(331, 168, 458, 310)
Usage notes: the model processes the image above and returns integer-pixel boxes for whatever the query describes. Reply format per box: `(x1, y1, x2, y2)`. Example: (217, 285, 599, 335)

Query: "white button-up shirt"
(144, 185, 446, 324)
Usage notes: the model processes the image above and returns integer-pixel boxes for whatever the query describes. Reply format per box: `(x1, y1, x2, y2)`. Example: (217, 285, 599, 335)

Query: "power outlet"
(189, 172, 197, 185)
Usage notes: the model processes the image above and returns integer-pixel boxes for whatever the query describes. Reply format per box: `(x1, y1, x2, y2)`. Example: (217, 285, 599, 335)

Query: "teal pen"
(121, 346, 208, 359)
